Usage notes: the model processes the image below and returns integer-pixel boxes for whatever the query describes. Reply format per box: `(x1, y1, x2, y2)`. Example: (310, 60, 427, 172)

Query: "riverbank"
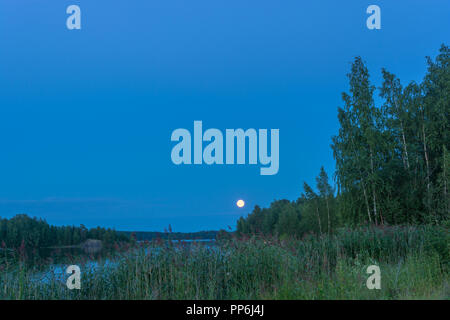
(1, 225, 448, 299)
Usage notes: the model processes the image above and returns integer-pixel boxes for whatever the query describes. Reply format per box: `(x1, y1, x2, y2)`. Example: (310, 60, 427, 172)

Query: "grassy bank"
(1, 225, 448, 300)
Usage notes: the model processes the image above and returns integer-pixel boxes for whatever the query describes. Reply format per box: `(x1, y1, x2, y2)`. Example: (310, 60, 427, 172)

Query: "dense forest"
(237, 45, 449, 238)
(0, 214, 129, 249)
(0, 214, 217, 249)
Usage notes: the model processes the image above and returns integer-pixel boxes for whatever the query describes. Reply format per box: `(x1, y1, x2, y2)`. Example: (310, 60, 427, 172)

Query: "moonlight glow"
(236, 200, 245, 208)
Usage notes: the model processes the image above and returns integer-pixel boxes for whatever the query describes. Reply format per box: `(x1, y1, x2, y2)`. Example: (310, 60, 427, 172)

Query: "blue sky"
(0, 1, 449, 231)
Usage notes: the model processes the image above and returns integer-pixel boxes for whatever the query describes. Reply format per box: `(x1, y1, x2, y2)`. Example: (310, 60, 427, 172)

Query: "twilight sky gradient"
(0, 1, 449, 231)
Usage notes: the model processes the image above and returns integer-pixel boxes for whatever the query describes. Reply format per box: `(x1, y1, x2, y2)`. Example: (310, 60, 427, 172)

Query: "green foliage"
(237, 200, 302, 237)
(1, 226, 447, 299)
(0, 214, 129, 249)
(333, 44, 449, 225)
(237, 166, 336, 237)
(238, 45, 449, 238)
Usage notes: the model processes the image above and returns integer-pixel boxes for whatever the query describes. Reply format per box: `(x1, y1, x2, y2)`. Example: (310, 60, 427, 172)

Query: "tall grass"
(0, 225, 448, 299)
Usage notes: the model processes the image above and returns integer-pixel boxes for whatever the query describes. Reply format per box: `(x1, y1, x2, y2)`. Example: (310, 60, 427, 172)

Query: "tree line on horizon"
(0, 214, 129, 249)
(237, 44, 449, 238)
(120, 230, 218, 241)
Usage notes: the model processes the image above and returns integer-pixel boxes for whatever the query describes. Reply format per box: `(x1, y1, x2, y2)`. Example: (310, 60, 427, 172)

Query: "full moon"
(236, 199, 245, 208)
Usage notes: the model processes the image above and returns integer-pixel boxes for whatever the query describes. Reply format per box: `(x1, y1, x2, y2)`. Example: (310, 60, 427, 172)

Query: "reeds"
(0, 225, 448, 299)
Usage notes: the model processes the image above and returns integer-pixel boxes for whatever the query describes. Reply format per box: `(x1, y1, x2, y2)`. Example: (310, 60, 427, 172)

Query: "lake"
(8, 239, 217, 284)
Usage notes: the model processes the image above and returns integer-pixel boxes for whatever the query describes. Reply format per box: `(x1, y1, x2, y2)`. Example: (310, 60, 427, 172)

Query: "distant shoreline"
(119, 230, 222, 241)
